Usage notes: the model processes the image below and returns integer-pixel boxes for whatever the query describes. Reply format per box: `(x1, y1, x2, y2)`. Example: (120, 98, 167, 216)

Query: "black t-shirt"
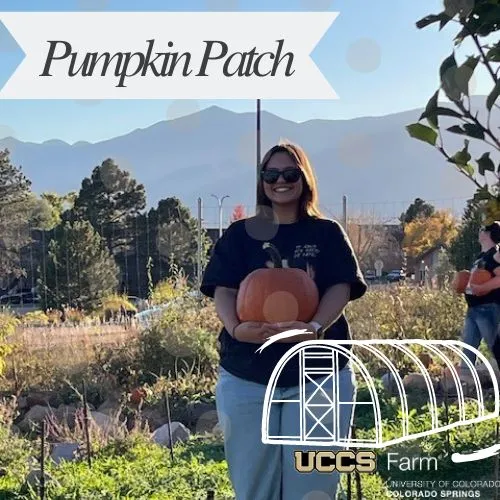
(465, 246, 500, 308)
(200, 216, 367, 387)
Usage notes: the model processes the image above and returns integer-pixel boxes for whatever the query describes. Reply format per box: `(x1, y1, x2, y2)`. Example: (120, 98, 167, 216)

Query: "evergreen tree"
(72, 158, 146, 252)
(449, 200, 483, 270)
(0, 149, 32, 279)
(38, 220, 119, 311)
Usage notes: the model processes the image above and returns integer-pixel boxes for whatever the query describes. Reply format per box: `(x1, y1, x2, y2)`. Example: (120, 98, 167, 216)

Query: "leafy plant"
(406, 0, 500, 223)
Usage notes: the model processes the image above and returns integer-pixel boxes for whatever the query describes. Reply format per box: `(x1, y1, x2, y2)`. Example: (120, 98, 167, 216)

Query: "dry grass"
(10, 323, 139, 349)
(2, 323, 140, 396)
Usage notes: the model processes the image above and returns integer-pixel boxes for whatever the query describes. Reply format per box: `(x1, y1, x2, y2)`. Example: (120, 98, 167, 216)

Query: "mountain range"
(1, 96, 498, 225)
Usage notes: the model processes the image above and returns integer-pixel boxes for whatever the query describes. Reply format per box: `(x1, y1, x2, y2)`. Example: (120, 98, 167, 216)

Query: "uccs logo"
(294, 450, 377, 473)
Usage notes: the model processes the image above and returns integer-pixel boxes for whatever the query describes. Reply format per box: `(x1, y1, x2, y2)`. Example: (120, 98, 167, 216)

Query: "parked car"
(386, 269, 405, 282)
(0, 292, 40, 305)
(364, 270, 376, 281)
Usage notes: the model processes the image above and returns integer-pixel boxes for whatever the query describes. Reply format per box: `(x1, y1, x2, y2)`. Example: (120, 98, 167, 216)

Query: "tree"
(152, 197, 211, 278)
(434, 247, 456, 288)
(400, 198, 435, 225)
(347, 216, 403, 270)
(131, 197, 212, 296)
(406, 0, 500, 223)
(230, 204, 246, 222)
(403, 210, 458, 259)
(449, 198, 483, 270)
(38, 220, 119, 312)
(0, 149, 32, 279)
(41, 191, 76, 228)
(72, 158, 146, 251)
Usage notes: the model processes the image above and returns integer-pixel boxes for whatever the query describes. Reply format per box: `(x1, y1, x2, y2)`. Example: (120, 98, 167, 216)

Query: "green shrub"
(21, 311, 50, 327)
(346, 285, 467, 341)
(15, 436, 233, 500)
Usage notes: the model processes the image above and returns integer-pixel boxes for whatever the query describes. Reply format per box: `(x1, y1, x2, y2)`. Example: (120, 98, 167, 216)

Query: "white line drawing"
(260, 338, 500, 448)
(452, 443, 500, 463)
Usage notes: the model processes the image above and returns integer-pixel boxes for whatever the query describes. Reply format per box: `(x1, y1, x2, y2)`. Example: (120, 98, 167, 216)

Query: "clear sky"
(0, 0, 490, 144)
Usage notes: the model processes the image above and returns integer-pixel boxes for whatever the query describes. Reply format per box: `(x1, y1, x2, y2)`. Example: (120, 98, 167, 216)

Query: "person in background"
(201, 141, 367, 500)
(460, 221, 500, 372)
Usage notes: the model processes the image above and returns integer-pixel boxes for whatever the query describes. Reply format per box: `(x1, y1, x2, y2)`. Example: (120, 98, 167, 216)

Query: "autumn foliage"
(230, 204, 246, 222)
(403, 210, 458, 259)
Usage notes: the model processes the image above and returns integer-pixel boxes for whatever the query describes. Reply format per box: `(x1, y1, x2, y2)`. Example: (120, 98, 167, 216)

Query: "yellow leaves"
(484, 197, 500, 225)
(403, 210, 458, 259)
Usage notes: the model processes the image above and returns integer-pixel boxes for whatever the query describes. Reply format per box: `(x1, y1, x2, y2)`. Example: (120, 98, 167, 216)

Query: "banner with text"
(0, 11, 338, 99)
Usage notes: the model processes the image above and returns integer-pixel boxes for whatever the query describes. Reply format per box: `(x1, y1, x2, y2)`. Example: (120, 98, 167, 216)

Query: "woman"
(201, 142, 367, 500)
(461, 222, 500, 372)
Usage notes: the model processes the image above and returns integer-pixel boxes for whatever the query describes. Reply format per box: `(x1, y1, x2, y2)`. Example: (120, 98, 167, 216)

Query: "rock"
(97, 398, 122, 417)
(90, 411, 113, 430)
(17, 396, 28, 410)
(186, 401, 217, 427)
(140, 407, 168, 431)
(26, 391, 62, 409)
(475, 362, 500, 386)
(50, 442, 80, 465)
(89, 411, 127, 437)
(403, 373, 429, 391)
(212, 422, 224, 438)
(152, 422, 190, 447)
(195, 409, 219, 435)
(17, 405, 53, 433)
(440, 365, 481, 396)
(20, 468, 58, 495)
(53, 404, 78, 429)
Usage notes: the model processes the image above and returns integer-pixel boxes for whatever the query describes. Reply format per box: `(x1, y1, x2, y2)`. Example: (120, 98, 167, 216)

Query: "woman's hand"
(270, 321, 318, 343)
(232, 322, 282, 343)
(470, 282, 491, 296)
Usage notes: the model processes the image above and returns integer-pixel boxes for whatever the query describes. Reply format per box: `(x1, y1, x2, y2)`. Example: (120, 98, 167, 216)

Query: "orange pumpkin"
(451, 270, 470, 294)
(469, 268, 492, 285)
(467, 268, 492, 296)
(236, 242, 319, 323)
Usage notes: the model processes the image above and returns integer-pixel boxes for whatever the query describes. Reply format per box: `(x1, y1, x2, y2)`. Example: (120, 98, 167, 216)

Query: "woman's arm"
(214, 286, 282, 342)
(470, 254, 500, 295)
(310, 283, 351, 331)
(214, 286, 240, 336)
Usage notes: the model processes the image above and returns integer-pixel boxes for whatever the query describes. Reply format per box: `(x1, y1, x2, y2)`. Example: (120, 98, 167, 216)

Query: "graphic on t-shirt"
(264, 244, 317, 280)
(258, 335, 500, 464)
(293, 244, 320, 260)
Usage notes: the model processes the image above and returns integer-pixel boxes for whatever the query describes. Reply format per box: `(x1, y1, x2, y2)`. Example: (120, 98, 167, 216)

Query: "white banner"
(0, 11, 339, 99)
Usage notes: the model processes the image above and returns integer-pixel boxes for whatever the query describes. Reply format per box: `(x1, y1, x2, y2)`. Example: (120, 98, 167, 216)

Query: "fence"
(0, 195, 476, 308)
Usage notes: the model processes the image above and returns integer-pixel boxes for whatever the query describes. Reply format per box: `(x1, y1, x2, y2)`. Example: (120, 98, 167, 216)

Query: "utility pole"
(197, 197, 203, 291)
(342, 195, 348, 231)
(211, 194, 229, 238)
(256, 98, 261, 212)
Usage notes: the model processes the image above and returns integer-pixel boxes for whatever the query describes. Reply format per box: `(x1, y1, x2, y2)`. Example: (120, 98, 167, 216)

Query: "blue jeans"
(460, 303, 500, 370)
(215, 365, 356, 500)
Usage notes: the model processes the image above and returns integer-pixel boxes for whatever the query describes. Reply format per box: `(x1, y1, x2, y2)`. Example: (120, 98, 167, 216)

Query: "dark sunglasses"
(261, 167, 302, 184)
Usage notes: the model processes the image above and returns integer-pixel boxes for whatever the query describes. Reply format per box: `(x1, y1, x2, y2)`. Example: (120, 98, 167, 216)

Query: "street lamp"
(256, 98, 261, 211)
(211, 194, 229, 238)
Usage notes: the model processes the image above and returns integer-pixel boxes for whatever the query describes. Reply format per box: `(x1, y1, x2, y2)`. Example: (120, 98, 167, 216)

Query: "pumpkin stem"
(263, 242, 282, 268)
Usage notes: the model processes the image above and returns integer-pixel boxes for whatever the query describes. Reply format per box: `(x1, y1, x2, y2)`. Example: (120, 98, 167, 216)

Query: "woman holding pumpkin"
(201, 142, 367, 500)
(459, 221, 500, 373)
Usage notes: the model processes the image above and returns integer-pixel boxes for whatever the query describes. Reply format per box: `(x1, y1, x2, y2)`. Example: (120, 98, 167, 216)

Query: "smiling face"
(262, 151, 303, 208)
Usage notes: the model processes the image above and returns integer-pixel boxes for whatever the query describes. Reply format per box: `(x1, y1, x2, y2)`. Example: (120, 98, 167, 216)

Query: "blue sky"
(0, 0, 491, 144)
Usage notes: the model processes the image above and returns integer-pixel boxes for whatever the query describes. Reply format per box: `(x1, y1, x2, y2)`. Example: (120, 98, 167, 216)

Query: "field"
(0, 284, 499, 499)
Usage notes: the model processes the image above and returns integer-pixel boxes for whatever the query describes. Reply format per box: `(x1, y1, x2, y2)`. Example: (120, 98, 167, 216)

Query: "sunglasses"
(261, 167, 302, 184)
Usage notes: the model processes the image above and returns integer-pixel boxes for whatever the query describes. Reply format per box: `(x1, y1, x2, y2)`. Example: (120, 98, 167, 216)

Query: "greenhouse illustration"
(261, 339, 500, 448)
